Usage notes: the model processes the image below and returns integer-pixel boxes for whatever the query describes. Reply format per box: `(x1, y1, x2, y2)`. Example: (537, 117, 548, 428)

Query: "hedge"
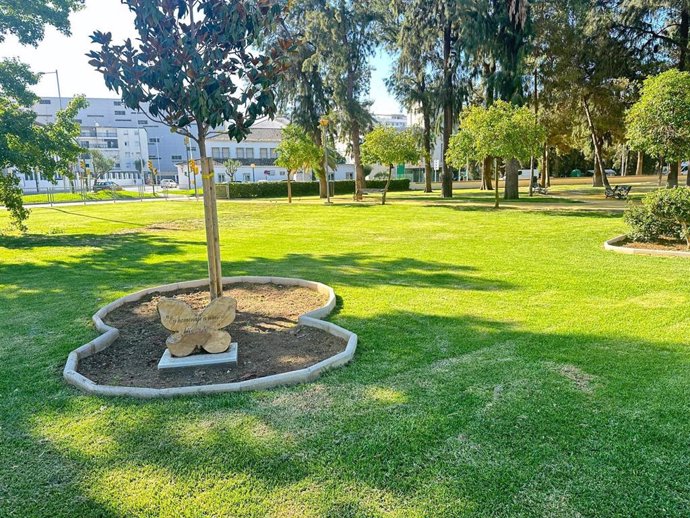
(216, 179, 411, 199)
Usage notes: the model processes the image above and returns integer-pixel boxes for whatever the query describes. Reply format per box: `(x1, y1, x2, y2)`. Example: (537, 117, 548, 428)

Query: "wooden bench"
(605, 185, 632, 200)
(361, 188, 386, 195)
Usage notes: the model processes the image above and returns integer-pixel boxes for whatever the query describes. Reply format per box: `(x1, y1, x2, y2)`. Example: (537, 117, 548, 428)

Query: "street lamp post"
(39, 70, 63, 109)
(320, 117, 331, 205)
(251, 163, 256, 183)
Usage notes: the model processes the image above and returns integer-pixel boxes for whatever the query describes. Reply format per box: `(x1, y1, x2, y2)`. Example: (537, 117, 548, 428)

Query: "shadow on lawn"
(7, 312, 690, 516)
(422, 203, 624, 218)
(0, 232, 514, 306)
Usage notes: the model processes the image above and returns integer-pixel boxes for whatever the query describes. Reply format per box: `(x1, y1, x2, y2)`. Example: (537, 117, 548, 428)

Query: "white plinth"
(158, 343, 238, 370)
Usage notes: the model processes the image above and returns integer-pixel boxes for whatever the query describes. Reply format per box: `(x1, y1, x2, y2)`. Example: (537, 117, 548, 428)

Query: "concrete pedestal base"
(158, 343, 238, 370)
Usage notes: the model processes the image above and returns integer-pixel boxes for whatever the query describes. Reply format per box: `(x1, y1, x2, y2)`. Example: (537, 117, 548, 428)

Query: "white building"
(78, 126, 150, 185)
(373, 113, 408, 130)
(176, 118, 355, 187)
(13, 125, 149, 192)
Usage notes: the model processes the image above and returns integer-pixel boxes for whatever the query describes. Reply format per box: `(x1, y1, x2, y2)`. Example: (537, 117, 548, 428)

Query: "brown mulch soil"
(622, 238, 690, 252)
(78, 283, 347, 389)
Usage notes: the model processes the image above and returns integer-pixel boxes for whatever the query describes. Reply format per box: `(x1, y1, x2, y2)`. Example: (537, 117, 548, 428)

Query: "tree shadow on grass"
(422, 203, 624, 219)
(7, 312, 690, 516)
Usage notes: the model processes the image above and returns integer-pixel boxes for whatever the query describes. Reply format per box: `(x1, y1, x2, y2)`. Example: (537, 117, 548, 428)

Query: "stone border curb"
(604, 234, 690, 258)
(63, 277, 357, 398)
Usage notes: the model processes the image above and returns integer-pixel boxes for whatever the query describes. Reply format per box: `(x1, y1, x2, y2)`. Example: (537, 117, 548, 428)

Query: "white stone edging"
(63, 276, 357, 398)
(604, 234, 690, 257)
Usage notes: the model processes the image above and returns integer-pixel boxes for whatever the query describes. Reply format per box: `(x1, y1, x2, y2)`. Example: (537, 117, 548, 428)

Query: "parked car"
(160, 179, 178, 189)
(93, 181, 123, 192)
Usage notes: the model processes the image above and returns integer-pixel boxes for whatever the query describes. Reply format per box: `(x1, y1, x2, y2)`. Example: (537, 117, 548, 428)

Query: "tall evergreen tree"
(382, 0, 440, 193)
(302, 0, 378, 201)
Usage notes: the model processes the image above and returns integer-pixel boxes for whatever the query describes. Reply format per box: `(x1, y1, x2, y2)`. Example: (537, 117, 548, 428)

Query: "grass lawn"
(1, 199, 690, 516)
(21, 190, 159, 205)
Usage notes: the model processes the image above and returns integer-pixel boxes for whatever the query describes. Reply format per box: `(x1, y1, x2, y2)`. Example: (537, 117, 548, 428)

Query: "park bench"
(359, 187, 388, 205)
(605, 185, 632, 200)
(531, 177, 548, 195)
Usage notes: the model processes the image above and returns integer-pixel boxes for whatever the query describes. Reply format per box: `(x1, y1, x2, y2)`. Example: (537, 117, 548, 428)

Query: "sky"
(0, 0, 403, 114)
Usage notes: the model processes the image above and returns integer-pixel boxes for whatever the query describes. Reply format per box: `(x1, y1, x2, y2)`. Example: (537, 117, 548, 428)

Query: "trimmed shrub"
(624, 188, 690, 245)
(624, 204, 681, 242)
(216, 179, 411, 199)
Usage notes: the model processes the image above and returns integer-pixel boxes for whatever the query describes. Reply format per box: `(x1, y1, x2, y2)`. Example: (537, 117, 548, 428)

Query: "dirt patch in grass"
(548, 363, 595, 393)
(77, 283, 346, 388)
(621, 238, 690, 252)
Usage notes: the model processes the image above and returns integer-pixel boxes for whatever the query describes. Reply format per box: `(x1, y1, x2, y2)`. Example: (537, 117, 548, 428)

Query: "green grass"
(1, 199, 690, 517)
(21, 190, 159, 204)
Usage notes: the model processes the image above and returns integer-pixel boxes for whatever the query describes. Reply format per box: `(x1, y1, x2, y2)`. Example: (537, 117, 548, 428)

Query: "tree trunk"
(668, 160, 679, 188)
(311, 132, 328, 198)
(528, 156, 535, 196)
(540, 146, 547, 187)
(636, 150, 644, 176)
(681, 8, 689, 71)
(441, 22, 453, 198)
(423, 104, 433, 193)
(287, 171, 293, 203)
(482, 156, 493, 190)
(582, 96, 610, 188)
(494, 157, 499, 209)
(504, 158, 520, 200)
(198, 131, 223, 301)
(352, 121, 364, 201)
(382, 164, 393, 206)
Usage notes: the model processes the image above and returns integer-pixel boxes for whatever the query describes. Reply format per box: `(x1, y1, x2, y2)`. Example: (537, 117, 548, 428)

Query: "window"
(243, 173, 251, 182)
(115, 119, 132, 122)
(221, 148, 230, 159)
(149, 138, 160, 143)
(260, 148, 268, 159)
(236, 148, 245, 159)
(212, 147, 221, 159)
(245, 148, 254, 159)
(113, 101, 123, 106)
(115, 110, 126, 115)
(218, 174, 226, 182)
(87, 114, 104, 118)
(137, 120, 148, 125)
(270, 148, 278, 158)
(346, 172, 354, 180)
(171, 155, 182, 161)
(279, 171, 285, 176)
(39, 99, 52, 105)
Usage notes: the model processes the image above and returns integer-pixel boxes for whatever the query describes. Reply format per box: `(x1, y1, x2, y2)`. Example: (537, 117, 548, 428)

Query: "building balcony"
(211, 157, 277, 166)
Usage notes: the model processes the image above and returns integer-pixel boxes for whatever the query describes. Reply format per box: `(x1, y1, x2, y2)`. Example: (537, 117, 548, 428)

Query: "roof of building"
(209, 117, 289, 143)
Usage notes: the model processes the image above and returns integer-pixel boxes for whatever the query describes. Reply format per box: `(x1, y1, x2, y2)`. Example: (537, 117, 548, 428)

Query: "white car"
(160, 179, 178, 189)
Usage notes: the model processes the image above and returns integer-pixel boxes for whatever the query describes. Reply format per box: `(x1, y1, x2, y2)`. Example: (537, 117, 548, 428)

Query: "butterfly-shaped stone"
(157, 296, 237, 357)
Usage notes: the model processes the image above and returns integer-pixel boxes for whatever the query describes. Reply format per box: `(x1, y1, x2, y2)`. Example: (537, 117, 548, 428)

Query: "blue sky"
(0, 0, 403, 115)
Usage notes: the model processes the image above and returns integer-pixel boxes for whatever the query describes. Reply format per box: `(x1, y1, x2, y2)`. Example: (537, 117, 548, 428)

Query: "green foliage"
(0, 0, 84, 230)
(446, 101, 545, 167)
(625, 188, 690, 246)
(275, 124, 323, 174)
(0, 0, 83, 45)
(216, 179, 410, 199)
(361, 126, 420, 168)
(624, 204, 681, 243)
(90, 150, 116, 179)
(223, 159, 241, 181)
(87, 0, 290, 144)
(0, 96, 87, 230)
(626, 69, 690, 161)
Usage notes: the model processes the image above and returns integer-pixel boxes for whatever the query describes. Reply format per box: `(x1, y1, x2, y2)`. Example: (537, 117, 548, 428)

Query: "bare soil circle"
(77, 283, 347, 389)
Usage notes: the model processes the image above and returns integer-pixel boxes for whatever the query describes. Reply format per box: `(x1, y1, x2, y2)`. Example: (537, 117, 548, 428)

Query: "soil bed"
(78, 283, 346, 389)
(621, 238, 690, 252)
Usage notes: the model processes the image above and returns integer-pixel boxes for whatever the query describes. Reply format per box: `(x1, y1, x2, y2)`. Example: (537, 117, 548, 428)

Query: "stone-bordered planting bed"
(63, 277, 358, 398)
(604, 234, 690, 257)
